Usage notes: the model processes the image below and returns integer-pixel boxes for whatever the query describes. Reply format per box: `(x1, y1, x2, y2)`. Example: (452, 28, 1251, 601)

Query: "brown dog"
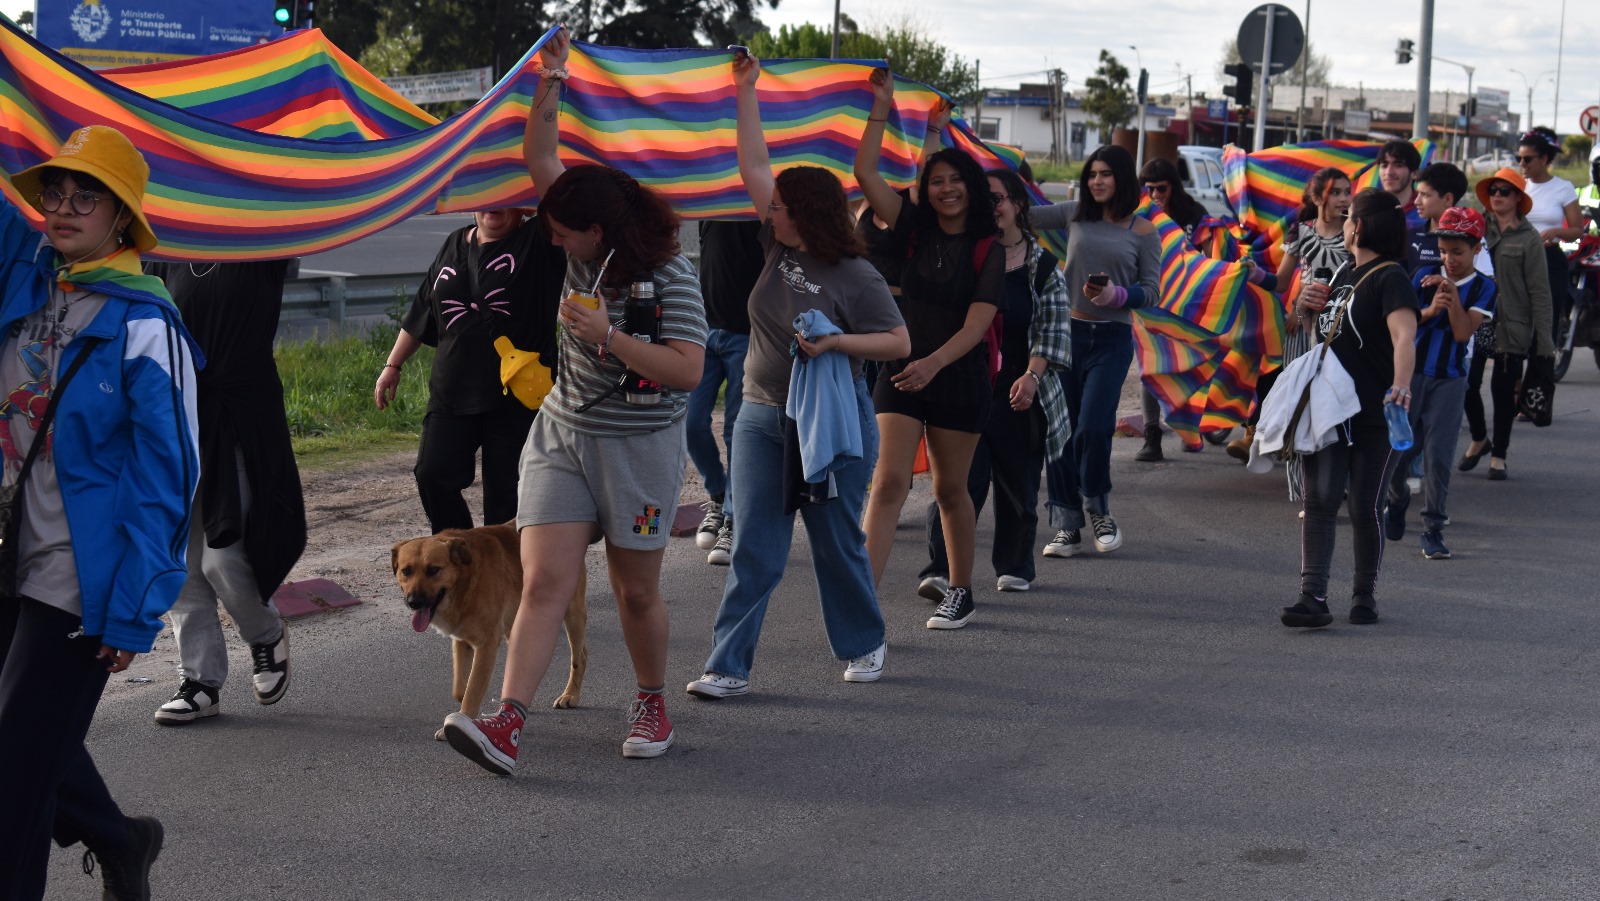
(391, 523, 587, 739)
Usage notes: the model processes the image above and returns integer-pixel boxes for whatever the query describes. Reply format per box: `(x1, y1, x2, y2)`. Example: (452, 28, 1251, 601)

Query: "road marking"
(298, 269, 358, 277)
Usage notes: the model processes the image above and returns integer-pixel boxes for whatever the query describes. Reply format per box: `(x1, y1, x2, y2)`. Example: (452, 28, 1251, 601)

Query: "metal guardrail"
(280, 272, 425, 327)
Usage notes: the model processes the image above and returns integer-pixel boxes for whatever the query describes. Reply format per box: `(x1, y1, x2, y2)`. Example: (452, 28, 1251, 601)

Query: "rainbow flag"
(0, 22, 956, 260)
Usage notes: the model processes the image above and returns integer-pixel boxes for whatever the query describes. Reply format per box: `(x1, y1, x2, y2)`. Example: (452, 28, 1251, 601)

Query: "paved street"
(47, 364, 1600, 900)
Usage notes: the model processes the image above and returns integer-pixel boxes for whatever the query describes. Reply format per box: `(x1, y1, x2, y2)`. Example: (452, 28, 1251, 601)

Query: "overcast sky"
(7, 1, 1599, 136)
(767, 0, 1600, 136)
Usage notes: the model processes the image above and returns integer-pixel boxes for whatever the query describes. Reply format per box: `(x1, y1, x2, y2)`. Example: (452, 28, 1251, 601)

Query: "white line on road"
(298, 269, 359, 277)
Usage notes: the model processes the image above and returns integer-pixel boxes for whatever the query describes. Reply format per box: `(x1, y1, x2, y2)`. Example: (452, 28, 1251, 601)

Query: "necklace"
(1001, 236, 1026, 248)
(189, 263, 218, 278)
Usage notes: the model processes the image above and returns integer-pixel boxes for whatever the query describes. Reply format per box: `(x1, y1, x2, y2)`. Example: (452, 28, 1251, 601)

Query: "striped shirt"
(1412, 268, 1497, 379)
(540, 253, 708, 437)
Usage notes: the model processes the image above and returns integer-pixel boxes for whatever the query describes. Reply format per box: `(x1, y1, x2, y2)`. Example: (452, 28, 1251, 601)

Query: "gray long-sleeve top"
(1030, 200, 1162, 325)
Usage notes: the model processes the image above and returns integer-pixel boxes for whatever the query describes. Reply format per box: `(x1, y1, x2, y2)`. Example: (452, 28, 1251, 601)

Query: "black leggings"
(0, 598, 131, 899)
(1300, 422, 1399, 601)
(1464, 351, 1525, 458)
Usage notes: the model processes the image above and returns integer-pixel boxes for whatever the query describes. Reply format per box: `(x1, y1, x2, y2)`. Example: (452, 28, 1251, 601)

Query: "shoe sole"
(917, 578, 949, 602)
(1349, 610, 1379, 625)
(695, 530, 720, 550)
(842, 668, 883, 683)
(153, 705, 220, 726)
(622, 730, 674, 758)
(441, 714, 515, 775)
(1042, 544, 1082, 558)
(926, 613, 974, 630)
(1279, 612, 1333, 628)
(1423, 549, 1452, 560)
(707, 553, 730, 566)
(685, 681, 748, 699)
(996, 580, 1030, 592)
(253, 629, 290, 705)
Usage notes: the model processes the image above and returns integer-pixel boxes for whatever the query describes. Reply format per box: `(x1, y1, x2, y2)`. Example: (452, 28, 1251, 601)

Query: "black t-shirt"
(400, 218, 567, 416)
(882, 203, 1004, 367)
(996, 264, 1035, 388)
(696, 220, 760, 334)
(1317, 258, 1419, 426)
(152, 260, 288, 376)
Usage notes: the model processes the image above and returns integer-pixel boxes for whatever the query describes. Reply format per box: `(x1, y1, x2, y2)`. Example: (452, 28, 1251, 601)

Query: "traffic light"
(272, 0, 291, 27)
(1395, 38, 1414, 65)
(295, 0, 314, 28)
(1222, 62, 1252, 109)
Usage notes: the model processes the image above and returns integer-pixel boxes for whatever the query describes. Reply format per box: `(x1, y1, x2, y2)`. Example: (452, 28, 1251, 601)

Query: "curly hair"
(538, 164, 680, 291)
(985, 167, 1035, 240)
(1074, 144, 1140, 223)
(914, 148, 999, 240)
(1296, 166, 1351, 223)
(1518, 126, 1561, 163)
(774, 166, 865, 265)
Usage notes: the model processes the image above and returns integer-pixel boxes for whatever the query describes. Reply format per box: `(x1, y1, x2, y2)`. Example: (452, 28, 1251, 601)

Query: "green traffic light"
(274, 7, 290, 23)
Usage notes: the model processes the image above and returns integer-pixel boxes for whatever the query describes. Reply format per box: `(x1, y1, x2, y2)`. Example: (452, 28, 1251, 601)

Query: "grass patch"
(276, 324, 434, 470)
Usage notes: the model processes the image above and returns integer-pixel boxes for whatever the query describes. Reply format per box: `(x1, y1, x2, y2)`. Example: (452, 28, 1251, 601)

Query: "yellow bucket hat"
(10, 125, 159, 252)
(494, 336, 554, 410)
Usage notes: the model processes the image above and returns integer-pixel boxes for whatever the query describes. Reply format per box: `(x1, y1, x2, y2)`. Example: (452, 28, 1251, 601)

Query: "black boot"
(83, 815, 163, 901)
(1134, 424, 1164, 462)
(1280, 594, 1333, 628)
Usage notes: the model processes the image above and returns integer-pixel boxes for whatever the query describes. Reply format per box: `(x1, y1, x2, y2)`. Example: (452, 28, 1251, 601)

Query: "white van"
(1176, 146, 1234, 219)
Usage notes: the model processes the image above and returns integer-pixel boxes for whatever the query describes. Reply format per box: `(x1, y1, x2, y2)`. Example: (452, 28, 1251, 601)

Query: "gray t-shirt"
(1, 284, 109, 618)
(742, 222, 904, 407)
(1030, 200, 1162, 325)
(539, 253, 709, 438)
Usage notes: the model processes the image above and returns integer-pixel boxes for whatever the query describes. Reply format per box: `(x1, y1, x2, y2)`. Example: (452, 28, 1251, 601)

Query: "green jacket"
(1485, 215, 1554, 358)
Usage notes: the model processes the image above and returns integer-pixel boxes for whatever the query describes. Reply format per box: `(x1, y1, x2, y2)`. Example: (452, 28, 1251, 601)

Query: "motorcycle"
(1554, 221, 1600, 382)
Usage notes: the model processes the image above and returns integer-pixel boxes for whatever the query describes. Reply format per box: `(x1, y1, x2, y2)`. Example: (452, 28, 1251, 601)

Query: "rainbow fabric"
(1, 21, 955, 260)
(1128, 200, 1282, 447)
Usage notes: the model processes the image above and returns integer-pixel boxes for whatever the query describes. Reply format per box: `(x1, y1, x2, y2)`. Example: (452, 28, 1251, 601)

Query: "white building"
(972, 85, 1175, 160)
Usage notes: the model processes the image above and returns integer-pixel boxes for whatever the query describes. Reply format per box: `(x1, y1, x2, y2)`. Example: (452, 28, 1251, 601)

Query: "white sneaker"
(917, 575, 949, 602)
(1042, 529, 1083, 558)
(843, 642, 886, 682)
(1088, 513, 1122, 553)
(996, 575, 1031, 592)
(706, 522, 733, 566)
(685, 673, 749, 699)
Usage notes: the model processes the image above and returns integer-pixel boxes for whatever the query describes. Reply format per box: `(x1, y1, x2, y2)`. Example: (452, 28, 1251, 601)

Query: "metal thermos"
(1312, 266, 1333, 285)
(622, 276, 662, 405)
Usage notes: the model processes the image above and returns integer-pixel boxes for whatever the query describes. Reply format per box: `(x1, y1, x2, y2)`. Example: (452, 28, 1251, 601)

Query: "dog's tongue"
(411, 607, 433, 633)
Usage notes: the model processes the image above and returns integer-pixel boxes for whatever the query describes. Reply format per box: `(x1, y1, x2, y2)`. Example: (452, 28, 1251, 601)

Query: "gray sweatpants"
(1387, 373, 1470, 533)
(168, 452, 283, 689)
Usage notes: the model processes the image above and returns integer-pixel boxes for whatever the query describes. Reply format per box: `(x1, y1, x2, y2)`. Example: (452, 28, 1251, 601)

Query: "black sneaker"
(1042, 529, 1082, 558)
(695, 497, 725, 550)
(1420, 530, 1451, 560)
(1383, 497, 1407, 542)
(249, 625, 290, 705)
(1089, 512, 1123, 553)
(153, 678, 220, 725)
(1349, 594, 1379, 625)
(707, 521, 732, 566)
(926, 586, 975, 629)
(82, 815, 163, 901)
(1280, 594, 1333, 628)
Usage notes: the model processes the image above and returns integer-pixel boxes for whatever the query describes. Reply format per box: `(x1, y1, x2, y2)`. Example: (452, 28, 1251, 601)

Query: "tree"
(1216, 37, 1331, 88)
(357, 11, 422, 79)
(558, 0, 780, 49)
(1080, 50, 1134, 134)
(320, 0, 549, 80)
(748, 15, 978, 105)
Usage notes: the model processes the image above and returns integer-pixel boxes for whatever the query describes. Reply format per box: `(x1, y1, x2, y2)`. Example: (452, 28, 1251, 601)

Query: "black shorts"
(872, 357, 992, 433)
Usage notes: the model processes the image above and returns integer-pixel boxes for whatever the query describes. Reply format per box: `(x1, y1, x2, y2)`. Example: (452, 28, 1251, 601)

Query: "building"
(973, 83, 1175, 161)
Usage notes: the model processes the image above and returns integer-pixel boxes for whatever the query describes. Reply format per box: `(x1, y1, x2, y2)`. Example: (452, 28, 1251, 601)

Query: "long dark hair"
(1296, 167, 1350, 223)
(914, 147, 998, 239)
(1347, 187, 1407, 259)
(538, 164, 680, 291)
(1074, 144, 1139, 222)
(775, 166, 865, 265)
(986, 166, 1035, 241)
(1137, 157, 1205, 226)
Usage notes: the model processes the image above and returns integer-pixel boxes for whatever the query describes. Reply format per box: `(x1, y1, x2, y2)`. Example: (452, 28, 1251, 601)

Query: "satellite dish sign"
(1237, 3, 1305, 76)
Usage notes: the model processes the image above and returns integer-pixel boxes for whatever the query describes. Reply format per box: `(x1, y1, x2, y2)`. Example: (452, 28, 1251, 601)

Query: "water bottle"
(622, 275, 662, 405)
(1312, 266, 1333, 285)
(1384, 401, 1413, 451)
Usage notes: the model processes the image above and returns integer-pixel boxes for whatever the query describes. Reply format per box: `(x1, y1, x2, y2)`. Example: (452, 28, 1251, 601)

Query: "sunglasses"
(989, 192, 1010, 205)
(1144, 182, 1171, 194)
(1485, 185, 1519, 198)
(39, 188, 104, 216)
(1515, 155, 1541, 164)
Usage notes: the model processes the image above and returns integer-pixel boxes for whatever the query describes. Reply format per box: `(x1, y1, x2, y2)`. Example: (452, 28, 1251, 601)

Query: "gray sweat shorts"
(516, 414, 688, 551)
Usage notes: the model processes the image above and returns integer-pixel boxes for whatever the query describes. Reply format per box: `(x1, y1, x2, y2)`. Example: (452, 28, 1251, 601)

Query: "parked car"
(1176, 145, 1235, 219)
(1467, 149, 1516, 175)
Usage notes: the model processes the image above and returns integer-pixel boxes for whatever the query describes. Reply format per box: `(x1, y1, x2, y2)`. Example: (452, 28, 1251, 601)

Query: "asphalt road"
(46, 363, 1600, 900)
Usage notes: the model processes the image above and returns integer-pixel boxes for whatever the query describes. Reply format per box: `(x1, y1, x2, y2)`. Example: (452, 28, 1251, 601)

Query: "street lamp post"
(1128, 45, 1146, 172)
(1510, 68, 1556, 130)
(1433, 56, 1473, 159)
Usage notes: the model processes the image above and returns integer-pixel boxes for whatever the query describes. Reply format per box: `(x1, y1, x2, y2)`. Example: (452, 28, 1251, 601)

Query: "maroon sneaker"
(443, 702, 523, 775)
(622, 692, 674, 758)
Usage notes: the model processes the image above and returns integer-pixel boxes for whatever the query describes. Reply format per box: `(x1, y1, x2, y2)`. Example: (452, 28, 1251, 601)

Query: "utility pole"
(1297, 0, 1311, 143)
(1252, 9, 1273, 150)
(830, 0, 841, 59)
(1553, 0, 1565, 126)
(1413, 0, 1433, 140)
(974, 60, 982, 137)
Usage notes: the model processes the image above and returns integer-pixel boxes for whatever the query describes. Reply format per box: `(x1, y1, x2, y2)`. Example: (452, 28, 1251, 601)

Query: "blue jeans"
(1046, 320, 1134, 529)
(685, 329, 748, 504)
(703, 380, 884, 680)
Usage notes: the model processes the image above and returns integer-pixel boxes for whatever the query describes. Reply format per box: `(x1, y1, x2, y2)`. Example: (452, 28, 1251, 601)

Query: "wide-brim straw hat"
(10, 125, 158, 252)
